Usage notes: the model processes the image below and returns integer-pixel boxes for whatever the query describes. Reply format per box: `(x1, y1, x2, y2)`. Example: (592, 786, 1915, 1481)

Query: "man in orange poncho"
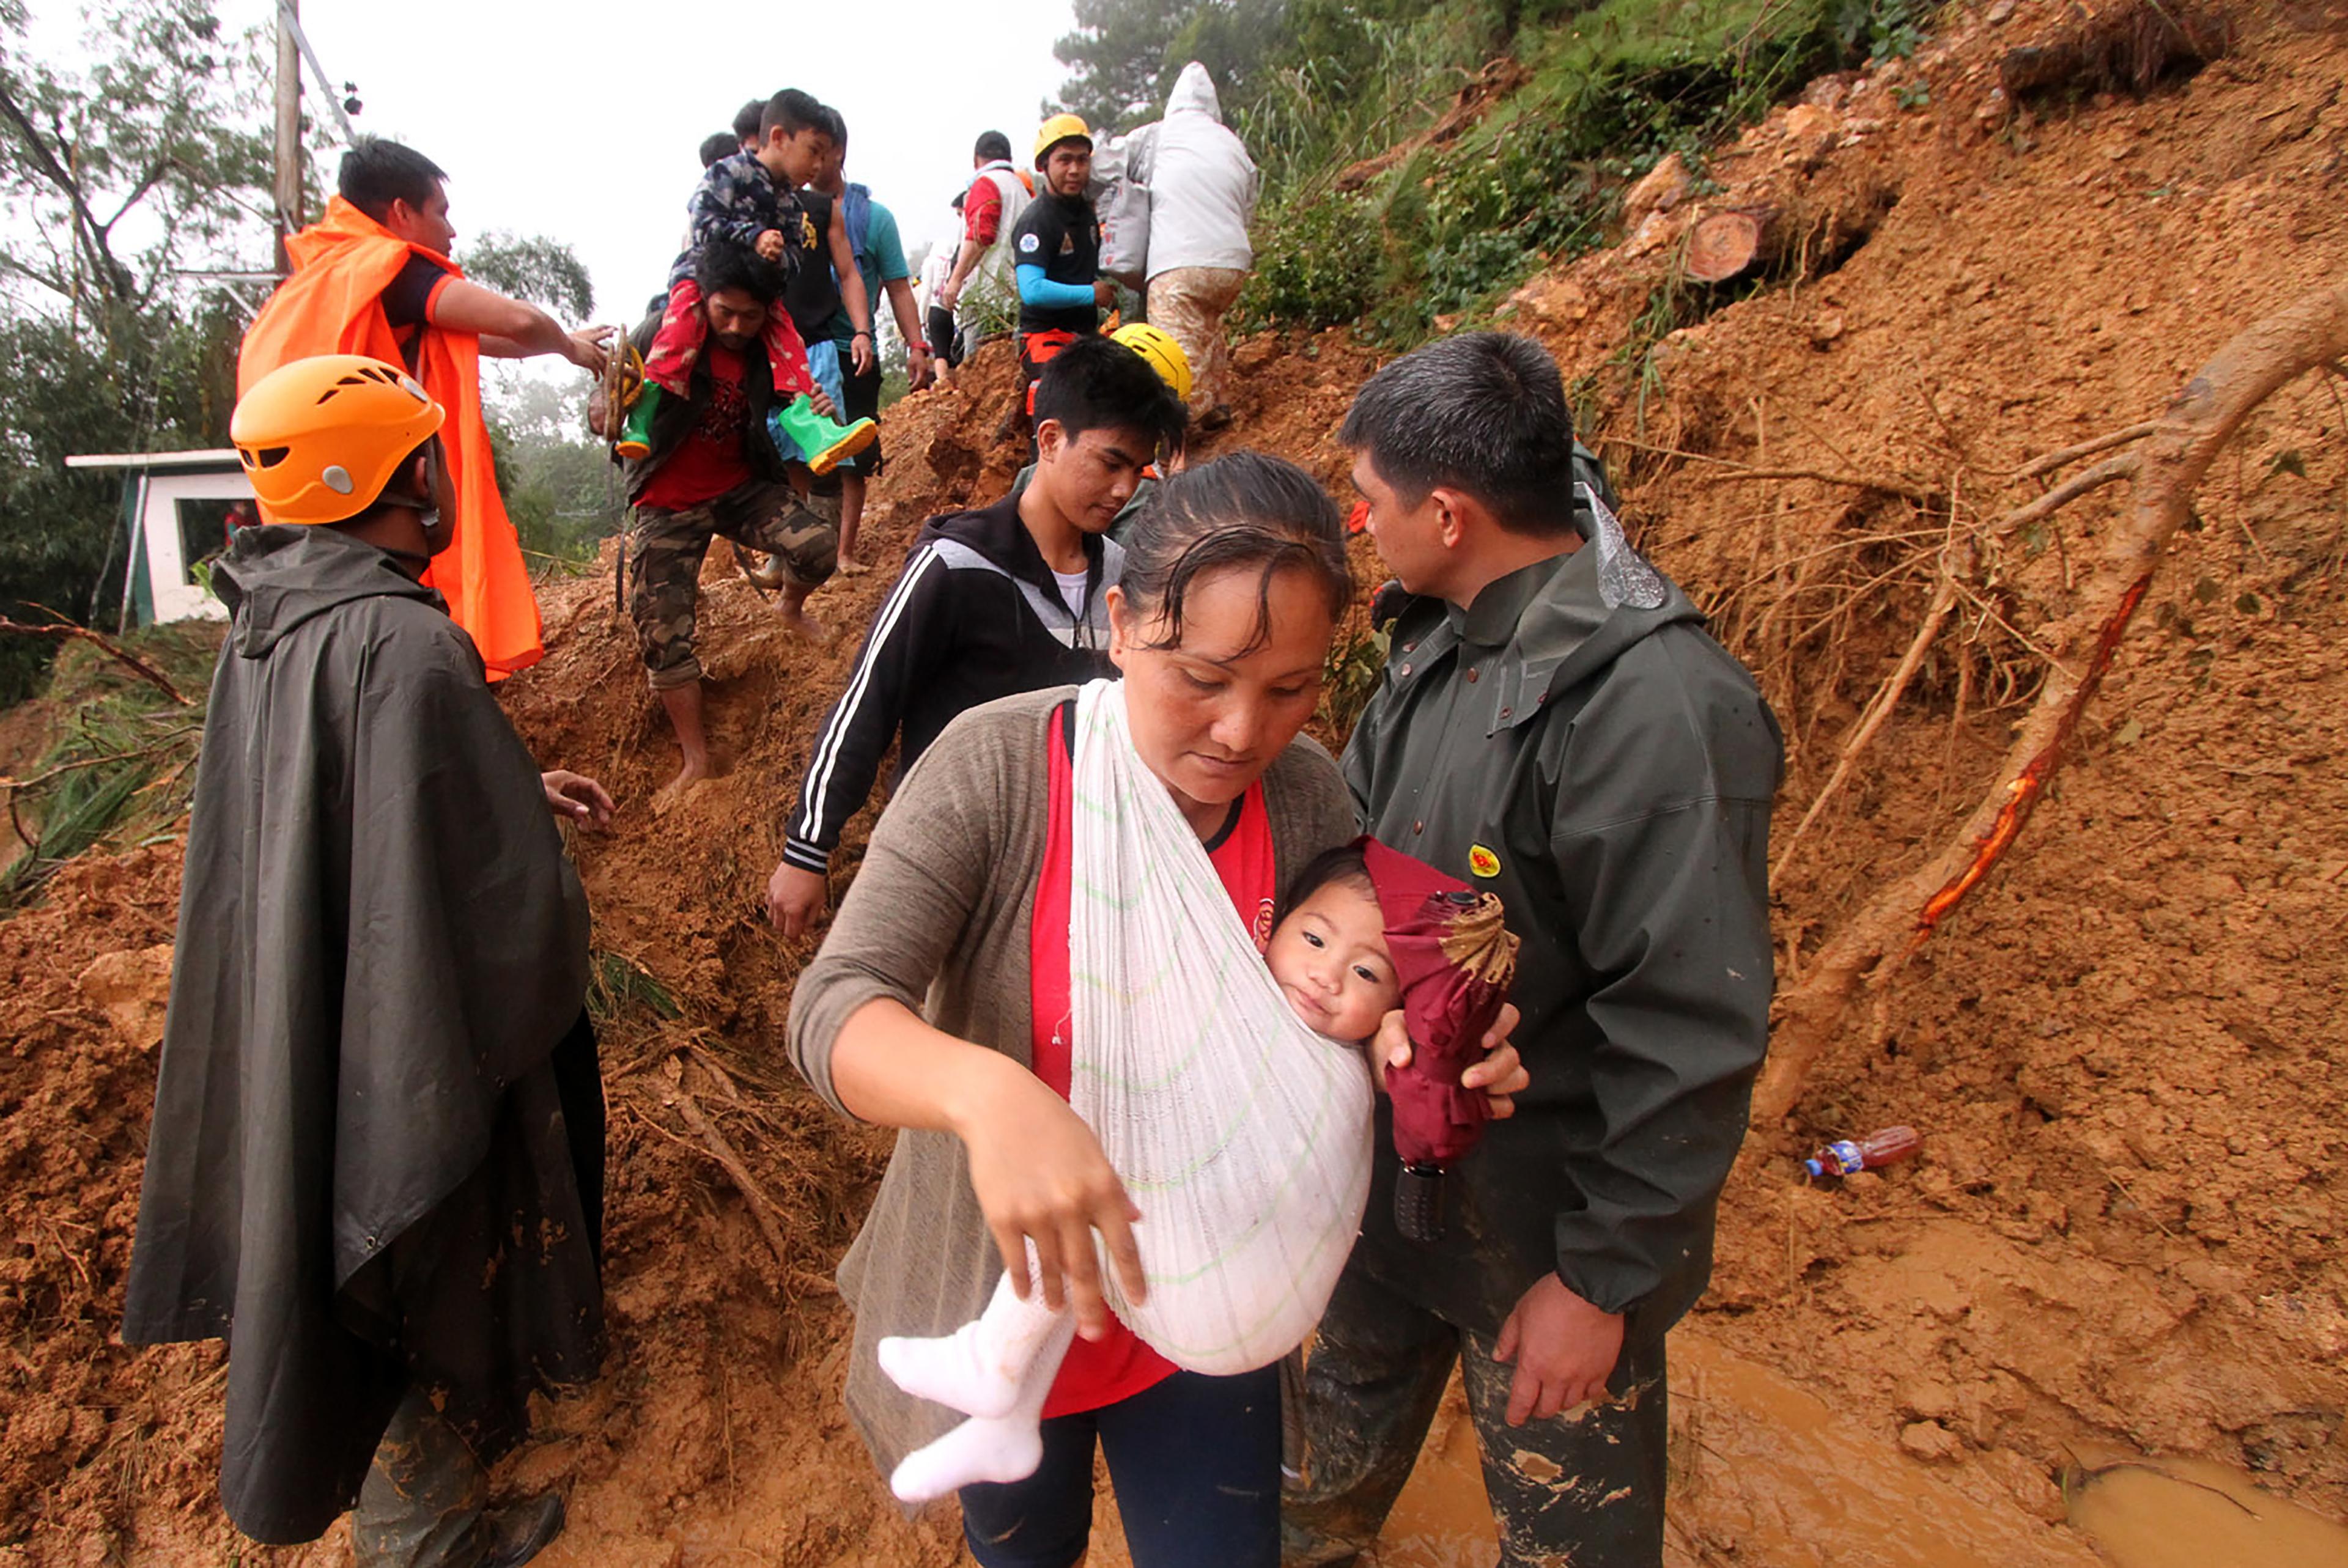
(239, 138, 609, 677)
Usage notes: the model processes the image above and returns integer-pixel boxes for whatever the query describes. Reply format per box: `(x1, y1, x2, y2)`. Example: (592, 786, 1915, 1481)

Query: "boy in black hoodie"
(766, 334, 1185, 935)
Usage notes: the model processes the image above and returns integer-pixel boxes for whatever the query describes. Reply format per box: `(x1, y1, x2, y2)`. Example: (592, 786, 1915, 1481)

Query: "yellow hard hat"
(1112, 322, 1192, 403)
(231, 355, 445, 526)
(1033, 112, 1093, 168)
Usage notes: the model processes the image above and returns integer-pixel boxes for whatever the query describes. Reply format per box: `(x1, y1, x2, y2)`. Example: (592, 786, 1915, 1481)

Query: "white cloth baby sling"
(877, 679, 1373, 1501)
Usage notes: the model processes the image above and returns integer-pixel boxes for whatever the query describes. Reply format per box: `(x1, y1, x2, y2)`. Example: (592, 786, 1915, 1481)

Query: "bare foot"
(775, 604, 833, 644)
(652, 757, 712, 817)
(837, 554, 872, 577)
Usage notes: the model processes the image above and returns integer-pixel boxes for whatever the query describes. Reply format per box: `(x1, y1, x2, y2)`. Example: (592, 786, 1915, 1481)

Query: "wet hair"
(338, 138, 446, 223)
(974, 130, 1013, 163)
(1118, 450, 1354, 655)
(698, 131, 737, 169)
(695, 239, 785, 306)
(1274, 842, 1375, 931)
(733, 98, 767, 144)
(1340, 331, 1579, 539)
(760, 88, 827, 142)
(1033, 334, 1187, 458)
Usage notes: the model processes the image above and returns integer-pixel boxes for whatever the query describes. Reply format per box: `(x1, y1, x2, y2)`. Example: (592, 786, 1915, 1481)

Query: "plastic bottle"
(1804, 1125, 1922, 1179)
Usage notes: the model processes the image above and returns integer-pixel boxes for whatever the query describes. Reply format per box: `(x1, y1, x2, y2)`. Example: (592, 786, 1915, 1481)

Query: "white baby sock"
(887, 1311, 1076, 1503)
(877, 1264, 1066, 1420)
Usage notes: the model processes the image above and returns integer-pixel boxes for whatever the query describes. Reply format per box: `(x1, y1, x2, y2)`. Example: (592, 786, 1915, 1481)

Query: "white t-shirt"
(920, 246, 954, 314)
(1053, 567, 1090, 616)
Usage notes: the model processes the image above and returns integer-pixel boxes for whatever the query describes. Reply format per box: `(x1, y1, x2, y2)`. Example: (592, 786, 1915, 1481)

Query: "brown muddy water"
(1369, 1331, 2111, 1567)
(2065, 1449, 2348, 1568)
(1371, 1333, 2348, 1567)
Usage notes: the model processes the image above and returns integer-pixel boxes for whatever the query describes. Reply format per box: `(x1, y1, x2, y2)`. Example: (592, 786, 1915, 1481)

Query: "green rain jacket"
(1342, 487, 1783, 1342)
(124, 525, 599, 1543)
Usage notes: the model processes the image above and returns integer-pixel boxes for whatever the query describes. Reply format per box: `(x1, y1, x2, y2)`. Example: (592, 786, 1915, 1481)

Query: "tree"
(0, 0, 273, 322)
(0, 0, 278, 705)
(1050, 0, 1203, 131)
(0, 2, 605, 708)
(478, 373, 626, 568)
(462, 231, 596, 321)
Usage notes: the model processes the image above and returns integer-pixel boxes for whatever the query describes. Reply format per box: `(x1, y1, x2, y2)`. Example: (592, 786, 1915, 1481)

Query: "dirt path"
(2, 2, 2344, 1562)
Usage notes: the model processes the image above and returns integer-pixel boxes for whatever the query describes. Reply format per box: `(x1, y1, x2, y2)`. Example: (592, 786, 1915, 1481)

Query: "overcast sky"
(210, 0, 1081, 320)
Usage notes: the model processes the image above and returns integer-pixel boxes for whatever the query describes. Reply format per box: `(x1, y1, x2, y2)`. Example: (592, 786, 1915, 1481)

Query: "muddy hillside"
(4, 1, 2346, 1562)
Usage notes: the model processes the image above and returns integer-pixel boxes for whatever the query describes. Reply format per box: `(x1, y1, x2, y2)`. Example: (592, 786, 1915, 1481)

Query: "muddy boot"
(353, 1389, 490, 1567)
(478, 1493, 566, 1568)
(770, 394, 876, 476)
(615, 383, 661, 462)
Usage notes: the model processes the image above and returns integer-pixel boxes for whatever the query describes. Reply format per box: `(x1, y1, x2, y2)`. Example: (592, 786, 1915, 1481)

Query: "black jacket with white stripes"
(781, 490, 1121, 873)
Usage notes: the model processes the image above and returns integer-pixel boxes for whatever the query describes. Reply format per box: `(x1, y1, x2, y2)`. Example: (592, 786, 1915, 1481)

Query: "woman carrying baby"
(786, 450, 1524, 1567)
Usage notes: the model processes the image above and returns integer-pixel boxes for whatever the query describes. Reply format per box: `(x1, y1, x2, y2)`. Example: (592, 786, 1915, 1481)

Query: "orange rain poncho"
(238, 196, 542, 678)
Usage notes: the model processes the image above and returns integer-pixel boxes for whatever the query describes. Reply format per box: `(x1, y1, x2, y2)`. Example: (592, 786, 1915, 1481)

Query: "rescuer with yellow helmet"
(125, 349, 613, 1562)
(1008, 112, 1116, 452)
(1110, 321, 1192, 405)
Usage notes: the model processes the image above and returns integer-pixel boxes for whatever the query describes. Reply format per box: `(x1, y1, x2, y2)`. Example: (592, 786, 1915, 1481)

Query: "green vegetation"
(1242, 0, 1938, 343)
(0, 3, 605, 699)
(0, 622, 220, 915)
(1054, 0, 1940, 348)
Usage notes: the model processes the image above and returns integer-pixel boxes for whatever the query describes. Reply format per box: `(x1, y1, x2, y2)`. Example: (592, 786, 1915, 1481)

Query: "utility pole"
(272, 0, 302, 274)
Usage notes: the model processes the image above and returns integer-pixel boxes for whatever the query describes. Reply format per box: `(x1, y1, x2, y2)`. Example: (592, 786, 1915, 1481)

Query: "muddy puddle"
(2065, 1448, 2348, 1568)
(1365, 1331, 2106, 1567)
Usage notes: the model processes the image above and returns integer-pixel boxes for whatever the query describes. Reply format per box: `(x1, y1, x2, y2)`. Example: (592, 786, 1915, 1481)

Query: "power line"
(277, 1, 358, 146)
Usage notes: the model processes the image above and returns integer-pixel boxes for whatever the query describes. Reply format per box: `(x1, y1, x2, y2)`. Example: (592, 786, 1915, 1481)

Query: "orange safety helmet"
(1033, 112, 1093, 169)
(230, 354, 445, 526)
(1112, 322, 1192, 403)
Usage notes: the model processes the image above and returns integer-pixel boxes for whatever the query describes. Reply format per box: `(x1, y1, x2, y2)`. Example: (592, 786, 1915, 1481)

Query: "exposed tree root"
(0, 615, 190, 705)
(1753, 278, 2348, 1127)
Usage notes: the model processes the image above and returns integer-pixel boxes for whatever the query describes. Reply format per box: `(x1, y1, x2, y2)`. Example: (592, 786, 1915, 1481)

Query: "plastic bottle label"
(1823, 1140, 1864, 1175)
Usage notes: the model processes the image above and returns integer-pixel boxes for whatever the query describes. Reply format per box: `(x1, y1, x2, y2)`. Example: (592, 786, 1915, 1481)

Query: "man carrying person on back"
(125, 353, 611, 1567)
(805, 107, 932, 574)
(938, 130, 1032, 359)
(1282, 332, 1783, 1568)
(764, 333, 1185, 937)
(625, 241, 841, 803)
(237, 137, 608, 679)
(1010, 114, 1116, 443)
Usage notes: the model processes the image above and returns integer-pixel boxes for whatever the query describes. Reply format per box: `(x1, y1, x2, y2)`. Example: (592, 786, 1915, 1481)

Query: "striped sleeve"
(783, 542, 952, 870)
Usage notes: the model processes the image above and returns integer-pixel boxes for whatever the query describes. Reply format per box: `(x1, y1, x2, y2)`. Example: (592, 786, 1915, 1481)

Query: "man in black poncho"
(124, 353, 615, 1566)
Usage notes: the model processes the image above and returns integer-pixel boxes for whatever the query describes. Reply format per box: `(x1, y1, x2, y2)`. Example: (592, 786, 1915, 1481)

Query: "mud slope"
(2, 1, 2342, 1562)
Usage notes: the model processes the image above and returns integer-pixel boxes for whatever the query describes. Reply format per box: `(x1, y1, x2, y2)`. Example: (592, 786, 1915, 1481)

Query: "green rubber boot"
(773, 393, 877, 476)
(615, 383, 660, 461)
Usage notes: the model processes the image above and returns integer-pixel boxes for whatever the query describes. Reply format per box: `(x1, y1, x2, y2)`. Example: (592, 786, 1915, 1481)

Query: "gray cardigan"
(786, 684, 1359, 1477)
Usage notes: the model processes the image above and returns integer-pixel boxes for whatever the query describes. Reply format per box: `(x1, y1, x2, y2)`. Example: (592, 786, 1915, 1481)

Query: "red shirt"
(636, 340, 753, 511)
(963, 174, 1003, 246)
(1028, 702, 1277, 1416)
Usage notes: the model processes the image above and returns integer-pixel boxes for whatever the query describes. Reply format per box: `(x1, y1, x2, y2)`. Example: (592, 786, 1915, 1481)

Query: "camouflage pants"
(628, 479, 838, 691)
(1282, 1264, 1668, 1568)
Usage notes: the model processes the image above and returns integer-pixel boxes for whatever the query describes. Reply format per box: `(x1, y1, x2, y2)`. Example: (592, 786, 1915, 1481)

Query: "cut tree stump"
(1685, 207, 1776, 284)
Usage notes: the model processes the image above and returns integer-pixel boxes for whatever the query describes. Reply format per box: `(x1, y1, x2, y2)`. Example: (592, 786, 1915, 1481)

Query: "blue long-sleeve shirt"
(1017, 263, 1096, 311)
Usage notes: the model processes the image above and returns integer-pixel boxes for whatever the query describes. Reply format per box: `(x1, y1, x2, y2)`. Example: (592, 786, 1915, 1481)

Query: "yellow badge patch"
(1468, 844, 1502, 879)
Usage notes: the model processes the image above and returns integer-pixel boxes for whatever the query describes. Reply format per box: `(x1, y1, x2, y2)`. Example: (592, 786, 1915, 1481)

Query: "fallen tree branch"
(1691, 466, 1943, 505)
(1754, 277, 2348, 1126)
(1771, 536, 1966, 885)
(2010, 420, 2158, 480)
(668, 1075, 797, 1278)
(1993, 452, 2139, 537)
(0, 616, 190, 705)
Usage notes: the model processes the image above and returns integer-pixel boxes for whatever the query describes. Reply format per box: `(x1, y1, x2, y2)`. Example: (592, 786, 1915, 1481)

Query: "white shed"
(64, 449, 255, 628)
